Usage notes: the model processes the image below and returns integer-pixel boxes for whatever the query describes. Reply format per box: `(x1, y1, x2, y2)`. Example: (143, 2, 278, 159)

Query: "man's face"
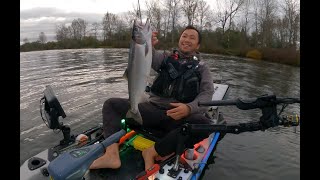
(178, 29, 200, 54)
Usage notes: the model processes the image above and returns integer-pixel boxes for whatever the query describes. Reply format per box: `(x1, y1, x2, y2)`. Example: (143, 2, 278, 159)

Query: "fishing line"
(278, 103, 288, 116)
(138, 0, 142, 23)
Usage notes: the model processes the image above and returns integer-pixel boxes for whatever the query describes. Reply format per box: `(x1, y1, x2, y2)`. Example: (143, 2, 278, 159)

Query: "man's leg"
(142, 146, 175, 171)
(90, 98, 130, 169)
(142, 113, 211, 170)
(141, 145, 158, 171)
(89, 143, 121, 169)
(138, 102, 174, 170)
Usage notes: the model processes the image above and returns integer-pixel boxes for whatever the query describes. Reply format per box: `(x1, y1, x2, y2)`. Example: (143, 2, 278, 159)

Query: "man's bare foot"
(142, 146, 158, 171)
(89, 143, 121, 169)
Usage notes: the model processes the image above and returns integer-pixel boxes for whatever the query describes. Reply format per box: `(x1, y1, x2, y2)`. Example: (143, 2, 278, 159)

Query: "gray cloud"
(20, 7, 105, 43)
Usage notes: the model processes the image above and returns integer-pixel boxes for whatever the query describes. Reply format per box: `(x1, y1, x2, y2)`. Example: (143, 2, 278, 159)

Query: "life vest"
(150, 51, 201, 103)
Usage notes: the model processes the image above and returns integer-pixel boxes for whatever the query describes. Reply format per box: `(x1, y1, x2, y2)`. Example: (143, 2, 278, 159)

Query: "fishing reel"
(280, 114, 300, 127)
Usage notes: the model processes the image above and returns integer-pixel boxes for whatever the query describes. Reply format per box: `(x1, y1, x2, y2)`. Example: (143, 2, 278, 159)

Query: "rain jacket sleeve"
(186, 62, 214, 114)
(152, 48, 168, 71)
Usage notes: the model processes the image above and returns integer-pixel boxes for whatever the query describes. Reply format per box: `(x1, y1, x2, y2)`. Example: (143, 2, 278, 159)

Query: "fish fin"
(126, 110, 143, 125)
(122, 68, 128, 81)
(140, 92, 150, 102)
(147, 76, 153, 85)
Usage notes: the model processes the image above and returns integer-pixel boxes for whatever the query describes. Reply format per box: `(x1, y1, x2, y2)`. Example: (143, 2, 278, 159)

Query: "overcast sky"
(20, 0, 216, 44)
(20, 0, 150, 43)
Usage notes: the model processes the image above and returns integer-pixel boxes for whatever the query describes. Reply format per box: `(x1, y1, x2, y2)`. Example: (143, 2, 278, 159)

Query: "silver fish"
(123, 19, 152, 125)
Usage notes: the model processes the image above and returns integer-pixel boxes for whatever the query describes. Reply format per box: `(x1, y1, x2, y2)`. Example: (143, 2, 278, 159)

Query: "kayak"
(20, 83, 229, 180)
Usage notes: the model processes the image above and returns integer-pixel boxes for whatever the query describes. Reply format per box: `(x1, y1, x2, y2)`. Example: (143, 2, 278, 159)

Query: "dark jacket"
(148, 48, 214, 114)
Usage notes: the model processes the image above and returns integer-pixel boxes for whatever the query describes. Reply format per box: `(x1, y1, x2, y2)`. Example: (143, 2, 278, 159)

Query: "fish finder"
(41, 85, 71, 145)
(43, 85, 66, 129)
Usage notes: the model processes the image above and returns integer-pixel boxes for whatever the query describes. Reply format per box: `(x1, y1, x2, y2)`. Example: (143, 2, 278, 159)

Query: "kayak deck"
(85, 145, 145, 180)
(20, 83, 229, 180)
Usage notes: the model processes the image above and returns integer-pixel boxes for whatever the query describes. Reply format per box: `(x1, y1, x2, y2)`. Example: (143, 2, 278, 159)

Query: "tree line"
(20, 0, 300, 66)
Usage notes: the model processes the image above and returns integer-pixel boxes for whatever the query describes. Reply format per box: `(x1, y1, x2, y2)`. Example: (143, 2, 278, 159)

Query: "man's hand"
(167, 103, 191, 120)
(152, 31, 159, 46)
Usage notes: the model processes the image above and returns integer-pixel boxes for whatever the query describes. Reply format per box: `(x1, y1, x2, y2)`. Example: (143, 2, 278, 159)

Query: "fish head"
(132, 19, 152, 45)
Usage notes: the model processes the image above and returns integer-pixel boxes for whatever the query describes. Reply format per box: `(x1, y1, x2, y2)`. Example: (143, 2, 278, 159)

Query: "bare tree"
(215, 0, 245, 34)
(23, 38, 29, 44)
(251, 0, 260, 46)
(169, 0, 181, 44)
(238, 0, 251, 36)
(121, 11, 136, 29)
(70, 18, 88, 40)
(214, 0, 245, 48)
(282, 0, 300, 48)
(102, 12, 118, 41)
(203, 6, 216, 31)
(81, 19, 89, 37)
(293, 11, 300, 49)
(70, 20, 81, 40)
(215, 1, 228, 35)
(90, 22, 101, 39)
(56, 24, 70, 41)
(38, 32, 47, 44)
(145, 0, 163, 33)
(257, 0, 278, 47)
(181, 0, 198, 26)
(161, 0, 172, 41)
(196, 0, 210, 31)
(274, 17, 287, 48)
(161, 0, 181, 43)
(154, 7, 162, 33)
(114, 17, 128, 41)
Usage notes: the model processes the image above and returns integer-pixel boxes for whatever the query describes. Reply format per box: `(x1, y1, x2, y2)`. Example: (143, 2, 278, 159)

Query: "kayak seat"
(125, 118, 166, 142)
(124, 111, 222, 143)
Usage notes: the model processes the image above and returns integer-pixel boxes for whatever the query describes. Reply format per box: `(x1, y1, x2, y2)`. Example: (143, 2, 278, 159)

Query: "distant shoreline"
(20, 43, 300, 67)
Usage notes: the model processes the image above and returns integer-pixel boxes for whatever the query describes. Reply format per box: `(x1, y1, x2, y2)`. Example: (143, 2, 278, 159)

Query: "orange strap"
(135, 164, 160, 180)
(119, 130, 136, 145)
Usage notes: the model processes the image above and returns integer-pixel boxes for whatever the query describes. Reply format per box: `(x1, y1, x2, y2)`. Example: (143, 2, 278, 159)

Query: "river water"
(20, 48, 300, 180)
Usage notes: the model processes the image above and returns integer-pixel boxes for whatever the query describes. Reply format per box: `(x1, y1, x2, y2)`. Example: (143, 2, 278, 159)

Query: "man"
(90, 25, 214, 171)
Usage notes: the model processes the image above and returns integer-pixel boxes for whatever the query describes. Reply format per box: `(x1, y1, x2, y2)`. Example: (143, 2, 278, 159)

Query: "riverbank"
(20, 40, 300, 67)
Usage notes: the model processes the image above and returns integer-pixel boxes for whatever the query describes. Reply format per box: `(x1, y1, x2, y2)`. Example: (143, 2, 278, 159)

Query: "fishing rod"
(199, 94, 299, 128)
(198, 95, 300, 109)
(137, 0, 142, 23)
(166, 94, 300, 173)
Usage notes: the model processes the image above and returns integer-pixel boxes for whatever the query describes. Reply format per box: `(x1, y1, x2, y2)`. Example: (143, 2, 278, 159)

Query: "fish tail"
(126, 110, 143, 125)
